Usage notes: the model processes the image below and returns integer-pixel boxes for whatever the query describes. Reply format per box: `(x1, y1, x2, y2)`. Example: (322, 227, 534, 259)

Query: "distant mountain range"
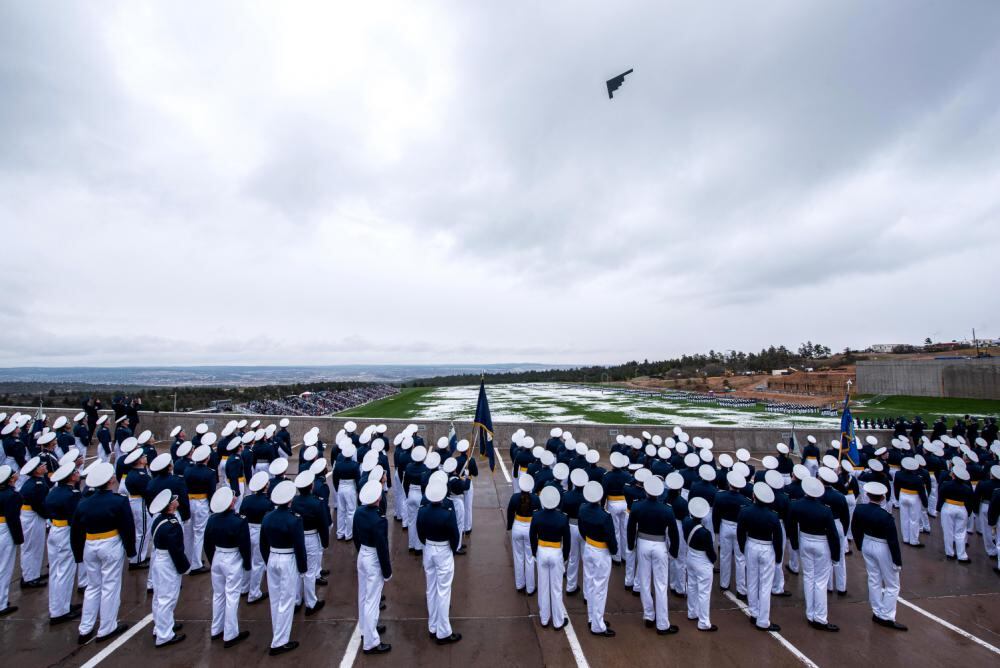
(0, 364, 572, 387)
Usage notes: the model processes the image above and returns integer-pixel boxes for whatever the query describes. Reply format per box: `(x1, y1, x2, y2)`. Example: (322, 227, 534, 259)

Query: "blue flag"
(473, 379, 495, 471)
(839, 389, 860, 466)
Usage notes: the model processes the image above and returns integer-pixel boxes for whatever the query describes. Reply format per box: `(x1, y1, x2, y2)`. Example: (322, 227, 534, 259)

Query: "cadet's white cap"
(776, 443, 789, 455)
(51, 461, 76, 483)
(401, 436, 414, 450)
(248, 471, 270, 492)
(250, 419, 260, 429)
(371, 439, 385, 453)
(698, 464, 716, 482)
(302, 445, 317, 462)
(913, 454, 926, 466)
(303, 432, 318, 448)
(271, 480, 296, 505)
(221, 421, 237, 437)
(688, 496, 710, 519)
(426, 480, 447, 503)
(361, 450, 379, 472)
(344, 421, 357, 432)
(38, 432, 56, 446)
(196, 423, 208, 434)
(211, 487, 235, 513)
(53, 416, 68, 430)
(150, 453, 172, 472)
(584, 450, 598, 464)
(269, 458, 289, 476)
(953, 467, 970, 481)
(73, 411, 86, 422)
(863, 481, 888, 496)
(657, 446, 670, 459)
(865, 435, 878, 446)
(736, 448, 751, 462)
(802, 477, 824, 498)
(550, 427, 563, 438)
(642, 430, 652, 440)
(822, 455, 839, 469)
(570, 468, 589, 488)
(424, 451, 441, 470)
(192, 445, 211, 463)
(119, 436, 138, 453)
(518, 473, 535, 493)
(201, 432, 218, 447)
(645, 476, 665, 497)
(149, 488, 175, 515)
(762, 456, 778, 470)
(583, 480, 603, 503)
(675, 442, 688, 455)
(428, 470, 447, 488)
(96, 415, 109, 426)
(868, 459, 884, 472)
(553, 462, 569, 481)
(754, 481, 775, 504)
(279, 418, 290, 428)
(310, 457, 328, 475)
(793, 464, 810, 481)
(684, 453, 699, 468)
(699, 449, 713, 463)
(817, 467, 838, 484)
(615, 434, 625, 445)
(726, 471, 746, 489)
(652, 434, 663, 446)
(765, 469, 784, 489)
(137, 430, 152, 445)
(1, 423, 15, 436)
(124, 448, 144, 466)
(59, 448, 81, 466)
(360, 480, 382, 505)
(874, 447, 887, 456)
(226, 438, 241, 452)
(359, 431, 372, 445)
(294, 470, 315, 489)
(531, 446, 545, 460)
(443, 458, 458, 474)
(541, 451, 555, 467)
(901, 457, 917, 471)
(990, 464, 1000, 480)
(807, 435, 817, 444)
(341, 442, 357, 459)
(634, 468, 651, 483)
(644, 444, 656, 457)
(20, 456, 42, 476)
(457, 439, 469, 453)
(86, 462, 115, 488)
(376, 424, 387, 434)
(733, 462, 751, 478)
(411, 445, 426, 463)
(540, 486, 560, 509)
(0, 464, 11, 485)
(718, 453, 734, 468)
(241, 432, 255, 445)
(177, 441, 193, 457)
(665, 471, 684, 490)
(237, 419, 247, 428)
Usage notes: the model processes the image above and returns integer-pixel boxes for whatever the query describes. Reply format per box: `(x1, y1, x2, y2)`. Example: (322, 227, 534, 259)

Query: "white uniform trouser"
(151, 548, 182, 645)
(297, 532, 322, 608)
(406, 486, 424, 551)
(772, 522, 787, 594)
(463, 483, 474, 532)
(846, 494, 858, 539)
(211, 548, 244, 642)
(267, 550, 298, 648)
(511, 519, 535, 592)
(671, 519, 687, 594)
(423, 540, 455, 640)
(745, 538, 775, 628)
(625, 531, 638, 590)
(97, 443, 110, 463)
(685, 548, 713, 630)
(636, 537, 670, 630)
(188, 499, 209, 570)
(799, 533, 831, 624)
(927, 477, 939, 516)
(19, 509, 44, 581)
(719, 519, 746, 595)
(566, 521, 583, 592)
(583, 542, 611, 633)
(0, 524, 15, 609)
(129, 497, 149, 565)
(805, 459, 819, 478)
(536, 544, 566, 627)
(861, 536, 899, 622)
(449, 497, 465, 550)
(337, 481, 357, 539)
(940, 503, 968, 560)
(246, 524, 266, 600)
(607, 499, 627, 562)
(79, 535, 125, 637)
(393, 471, 406, 522)
(47, 525, 76, 617)
(980, 508, 997, 557)
(899, 492, 922, 545)
(827, 520, 847, 593)
(357, 545, 385, 651)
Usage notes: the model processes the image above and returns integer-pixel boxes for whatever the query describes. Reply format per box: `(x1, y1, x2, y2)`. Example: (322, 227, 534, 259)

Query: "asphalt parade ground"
(2, 450, 998, 667)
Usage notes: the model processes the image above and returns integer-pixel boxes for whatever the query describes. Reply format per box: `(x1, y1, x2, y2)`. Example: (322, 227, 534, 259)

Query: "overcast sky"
(2, 2, 998, 367)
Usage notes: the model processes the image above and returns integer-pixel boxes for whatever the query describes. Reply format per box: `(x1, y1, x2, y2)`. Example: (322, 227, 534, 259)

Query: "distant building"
(768, 371, 854, 397)
(209, 399, 233, 412)
(771, 368, 793, 376)
(869, 344, 905, 353)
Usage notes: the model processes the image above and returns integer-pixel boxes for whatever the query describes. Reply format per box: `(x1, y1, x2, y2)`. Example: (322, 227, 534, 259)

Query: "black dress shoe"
(873, 615, 908, 631)
(757, 623, 781, 632)
(946, 554, 956, 560)
(515, 587, 525, 594)
(78, 629, 96, 645)
(320, 568, 330, 576)
(808, 620, 839, 632)
(96, 623, 130, 642)
(555, 619, 569, 630)
(377, 624, 386, 634)
(189, 566, 209, 575)
(225, 630, 251, 648)
(454, 547, 467, 555)
(50, 609, 82, 625)
(21, 578, 46, 588)
(436, 632, 462, 645)
(672, 590, 687, 599)
(645, 619, 655, 628)
(363, 643, 392, 654)
(173, 623, 183, 632)
(958, 558, 971, 564)
(590, 628, 616, 637)
(657, 625, 679, 635)
(736, 592, 748, 602)
(380, 601, 386, 610)
(211, 631, 224, 640)
(565, 588, 579, 596)
(698, 625, 719, 632)
(774, 590, 792, 597)
(910, 543, 926, 549)
(294, 604, 302, 613)
(316, 577, 328, 586)
(0, 605, 18, 617)
(836, 590, 848, 597)
(305, 600, 326, 616)
(156, 633, 186, 648)
(269, 641, 300, 656)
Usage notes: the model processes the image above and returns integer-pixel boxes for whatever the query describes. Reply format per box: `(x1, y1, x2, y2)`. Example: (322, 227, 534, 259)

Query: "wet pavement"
(1, 453, 998, 667)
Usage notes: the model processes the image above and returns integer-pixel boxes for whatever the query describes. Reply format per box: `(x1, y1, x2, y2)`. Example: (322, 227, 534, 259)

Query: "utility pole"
(973, 328, 980, 357)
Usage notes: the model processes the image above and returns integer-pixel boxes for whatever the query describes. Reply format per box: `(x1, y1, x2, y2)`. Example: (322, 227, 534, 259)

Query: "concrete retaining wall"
(856, 358, 1000, 399)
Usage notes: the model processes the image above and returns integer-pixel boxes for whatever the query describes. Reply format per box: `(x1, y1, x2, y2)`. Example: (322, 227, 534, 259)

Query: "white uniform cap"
(86, 462, 115, 488)
(1, 423, 15, 436)
(628, 463, 642, 472)
(457, 439, 470, 453)
(765, 469, 784, 489)
(699, 449, 713, 463)
(718, 454, 734, 468)
(665, 472, 684, 490)
(863, 481, 888, 496)
(250, 420, 261, 429)
(807, 435, 817, 444)
(192, 444, 211, 463)
(865, 435, 878, 446)
(821, 455, 838, 470)
(393, 433, 403, 447)
(575, 442, 588, 455)
(201, 432, 218, 447)
(966, 450, 980, 463)
(70, 411, 85, 423)
(541, 451, 556, 467)
(754, 481, 775, 503)
(149, 488, 175, 515)
(118, 436, 137, 454)
(688, 496, 710, 519)
(802, 477, 825, 498)
(583, 480, 604, 503)
(222, 421, 237, 437)
(425, 480, 447, 503)
(776, 443, 789, 455)
(735, 448, 750, 462)
(610, 452, 629, 469)
(341, 443, 357, 459)
(726, 471, 746, 489)
(817, 467, 838, 484)
(868, 459, 884, 472)
(953, 467, 970, 481)
(532, 446, 545, 460)
(411, 446, 427, 463)
(631, 438, 643, 450)
(634, 468, 651, 483)
(124, 449, 144, 466)
(692, 436, 703, 448)
(344, 421, 357, 433)
(698, 464, 716, 482)
(638, 430, 650, 440)
(51, 461, 76, 483)
(683, 453, 699, 468)
(38, 432, 56, 446)
(237, 419, 247, 429)
(442, 458, 458, 474)
(241, 432, 255, 445)
(901, 457, 917, 471)
(371, 439, 385, 453)
(211, 487, 235, 513)
(360, 480, 382, 505)
(990, 464, 1000, 480)
(376, 424, 387, 434)
(435, 436, 449, 449)
(303, 445, 318, 461)
(150, 452, 172, 472)
(53, 416, 68, 430)
(762, 455, 778, 470)
(361, 450, 378, 472)
(269, 458, 289, 476)
(913, 454, 926, 466)
(652, 435, 663, 446)
(831, 439, 842, 449)
(20, 456, 42, 476)
(429, 470, 447, 488)
(303, 432, 318, 447)
(645, 444, 657, 457)
(569, 468, 589, 488)
(175, 442, 193, 458)
(310, 457, 328, 475)
(550, 427, 563, 438)
(703, 438, 715, 450)
(793, 464, 810, 481)
(248, 471, 270, 492)
(615, 435, 625, 445)
(59, 448, 81, 466)
(279, 418, 290, 428)
(644, 476, 665, 497)
(518, 473, 535, 493)
(563, 431, 572, 441)
(359, 431, 372, 445)
(676, 442, 688, 455)
(733, 462, 751, 478)
(270, 480, 296, 505)
(539, 486, 560, 510)
(425, 451, 441, 470)
(294, 470, 315, 489)
(18, 414, 32, 427)
(137, 430, 152, 445)
(657, 446, 670, 460)
(553, 462, 569, 481)
(95, 415, 109, 426)
(401, 436, 414, 450)
(678, 433, 690, 444)
(196, 423, 208, 435)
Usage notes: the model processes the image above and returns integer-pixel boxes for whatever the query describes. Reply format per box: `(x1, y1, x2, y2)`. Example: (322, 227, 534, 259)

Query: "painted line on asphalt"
(562, 616, 591, 668)
(338, 622, 363, 667)
(722, 591, 819, 667)
(79, 613, 154, 668)
(898, 597, 1000, 656)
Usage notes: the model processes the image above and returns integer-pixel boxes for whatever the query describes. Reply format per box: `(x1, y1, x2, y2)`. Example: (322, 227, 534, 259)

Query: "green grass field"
(852, 394, 1000, 419)
(336, 387, 435, 418)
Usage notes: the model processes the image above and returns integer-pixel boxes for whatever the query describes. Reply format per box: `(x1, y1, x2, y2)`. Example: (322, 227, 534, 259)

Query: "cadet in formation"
(205, 486, 252, 648)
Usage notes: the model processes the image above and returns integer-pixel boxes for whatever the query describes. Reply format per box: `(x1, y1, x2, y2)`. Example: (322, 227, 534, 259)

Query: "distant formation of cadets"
(1, 407, 1000, 655)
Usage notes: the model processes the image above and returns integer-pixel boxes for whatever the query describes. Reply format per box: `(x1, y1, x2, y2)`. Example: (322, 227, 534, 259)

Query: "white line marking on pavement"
(562, 617, 591, 668)
(898, 597, 1000, 656)
(496, 450, 511, 483)
(80, 613, 153, 668)
(723, 591, 819, 667)
(338, 622, 363, 668)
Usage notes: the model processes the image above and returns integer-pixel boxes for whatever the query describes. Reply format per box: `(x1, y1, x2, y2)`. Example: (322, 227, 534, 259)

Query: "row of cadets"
(354, 477, 392, 654)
